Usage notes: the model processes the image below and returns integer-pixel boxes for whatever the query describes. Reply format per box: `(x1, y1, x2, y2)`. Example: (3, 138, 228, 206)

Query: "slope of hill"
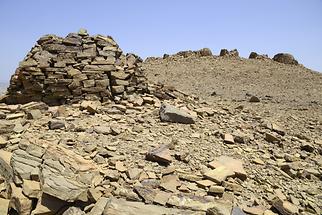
(143, 55, 322, 107)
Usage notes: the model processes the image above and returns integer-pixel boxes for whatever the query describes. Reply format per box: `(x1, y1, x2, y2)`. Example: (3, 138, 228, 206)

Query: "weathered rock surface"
(273, 53, 298, 65)
(160, 103, 195, 124)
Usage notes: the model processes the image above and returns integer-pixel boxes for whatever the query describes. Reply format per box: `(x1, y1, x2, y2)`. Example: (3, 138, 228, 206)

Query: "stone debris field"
(0, 30, 321, 215)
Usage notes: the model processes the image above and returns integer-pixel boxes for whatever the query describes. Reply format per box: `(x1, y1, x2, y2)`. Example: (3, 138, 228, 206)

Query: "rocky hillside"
(144, 52, 322, 107)
(0, 40, 321, 214)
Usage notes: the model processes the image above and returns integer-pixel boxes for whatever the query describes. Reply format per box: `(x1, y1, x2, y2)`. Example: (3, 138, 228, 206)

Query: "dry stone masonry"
(4, 29, 147, 105)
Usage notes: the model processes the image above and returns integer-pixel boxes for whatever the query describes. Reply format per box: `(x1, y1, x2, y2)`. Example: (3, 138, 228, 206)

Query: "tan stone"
(196, 179, 216, 188)
(22, 179, 41, 198)
(0, 150, 13, 181)
(204, 166, 234, 184)
(0, 198, 10, 215)
(208, 156, 247, 180)
(224, 133, 235, 144)
(115, 161, 127, 172)
(153, 191, 172, 206)
(160, 174, 181, 192)
(9, 183, 33, 215)
(209, 185, 225, 194)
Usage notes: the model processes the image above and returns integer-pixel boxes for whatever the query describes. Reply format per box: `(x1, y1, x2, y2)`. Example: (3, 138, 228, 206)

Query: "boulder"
(273, 53, 298, 65)
(160, 103, 195, 124)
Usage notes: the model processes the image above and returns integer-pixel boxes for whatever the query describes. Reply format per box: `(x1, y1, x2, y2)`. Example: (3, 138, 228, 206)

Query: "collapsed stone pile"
(3, 29, 147, 105)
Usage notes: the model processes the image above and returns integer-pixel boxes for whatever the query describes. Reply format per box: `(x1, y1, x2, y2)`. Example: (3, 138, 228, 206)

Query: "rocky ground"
(0, 53, 321, 215)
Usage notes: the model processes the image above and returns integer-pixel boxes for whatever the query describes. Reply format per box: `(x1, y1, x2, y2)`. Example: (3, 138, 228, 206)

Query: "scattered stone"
(196, 179, 216, 188)
(87, 197, 108, 215)
(6, 113, 25, 120)
(48, 120, 65, 130)
(252, 158, 265, 165)
(127, 168, 142, 180)
(27, 109, 42, 120)
(243, 206, 266, 215)
(9, 182, 33, 215)
(115, 161, 127, 173)
(209, 185, 225, 194)
(160, 174, 181, 192)
(249, 96, 260, 103)
(146, 144, 172, 165)
(272, 198, 299, 215)
(265, 132, 280, 143)
(22, 179, 41, 198)
(272, 123, 285, 136)
(153, 191, 172, 206)
(134, 186, 157, 204)
(224, 133, 235, 144)
(103, 197, 197, 214)
(301, 143, 314, 153)
(208, 156, 247, 181)
(204, 166, 235, 184)
(273, 53, 298, 65)
(0, 198, 10, 215)
(62, 207, 85, 215)
(0, 150, 13, 182)
(159, 103, 195, 124)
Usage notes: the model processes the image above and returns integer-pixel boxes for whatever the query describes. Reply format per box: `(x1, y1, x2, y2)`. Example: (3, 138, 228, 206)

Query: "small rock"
(160, 174, 181, 192)
(208, 156, 247, 181)
(272, 123, 285, 136)
(249, 96, 260, 103)
(153, 191, 172, 206)
(115, 161, 127, 172)
(87, 197, 109, 215)
(134, 186, 157, 204)
(6, 113, 25, 120)
(209, 185, 225, 194)
(127, 168, 142, 180)
(27, 109, 42, 120)
(243, 206, 266, 215)
(62, 207, 85, 215)
(272, 198, 299, 215)
(252, 158, 265, 165)
(204, 166, 235, 184)
(265, 132, 280, 143)
(196, 180, 216, 188)
(0, 198, 9, 215)
(301, 143, 314, 153)
(224, 133, 235, 144)
(48, 120, 65, 130)
(9, 183, 33, 215)
(22, 179, 41, 198)
(146, 144, 172, 165)
(159, 103, 195, 124)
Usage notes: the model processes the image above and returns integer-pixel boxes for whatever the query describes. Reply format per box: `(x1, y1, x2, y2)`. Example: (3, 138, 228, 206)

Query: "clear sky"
(1, 0, 321, 82)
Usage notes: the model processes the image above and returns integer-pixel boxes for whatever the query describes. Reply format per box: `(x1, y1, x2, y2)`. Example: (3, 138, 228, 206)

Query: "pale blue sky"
(0, 0, 321, 82)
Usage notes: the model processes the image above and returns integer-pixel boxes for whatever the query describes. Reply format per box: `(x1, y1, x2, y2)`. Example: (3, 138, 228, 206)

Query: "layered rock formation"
(3, 29, 147, 105)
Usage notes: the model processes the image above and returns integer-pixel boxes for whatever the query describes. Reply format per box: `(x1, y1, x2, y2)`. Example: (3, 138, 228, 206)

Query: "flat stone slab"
(103, 197, 200, 215)
(160, 103, 195, 124)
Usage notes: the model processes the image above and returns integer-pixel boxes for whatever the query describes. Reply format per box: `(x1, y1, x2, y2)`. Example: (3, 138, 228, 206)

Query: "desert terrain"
(0, 32, 321, 215)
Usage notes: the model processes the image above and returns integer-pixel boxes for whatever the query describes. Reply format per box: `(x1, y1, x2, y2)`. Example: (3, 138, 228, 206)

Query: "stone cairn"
(3, 29, 147, 105)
